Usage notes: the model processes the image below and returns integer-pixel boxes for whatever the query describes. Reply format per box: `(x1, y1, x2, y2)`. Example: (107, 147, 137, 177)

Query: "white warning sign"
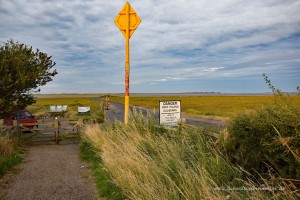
(159, 100, 181, 126)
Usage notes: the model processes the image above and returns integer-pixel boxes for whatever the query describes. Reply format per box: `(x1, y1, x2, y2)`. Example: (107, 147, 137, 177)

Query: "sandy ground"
(0, 144, 99, 200)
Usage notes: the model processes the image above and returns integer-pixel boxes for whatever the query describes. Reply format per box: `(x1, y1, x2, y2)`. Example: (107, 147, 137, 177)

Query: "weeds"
(80, 139, 123, 199)
(83, 111, 298, 199)
(0, 133, 23, 177)
(0, 149, 23, 177)
(0, 134, 14, 156)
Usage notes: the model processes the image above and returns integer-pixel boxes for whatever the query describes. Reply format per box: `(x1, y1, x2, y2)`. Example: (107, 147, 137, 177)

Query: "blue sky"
(0, 0, 299, 93)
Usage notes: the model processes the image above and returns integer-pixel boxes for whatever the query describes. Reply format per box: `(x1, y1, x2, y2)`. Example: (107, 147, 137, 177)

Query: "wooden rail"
(0, 118, 83, 145)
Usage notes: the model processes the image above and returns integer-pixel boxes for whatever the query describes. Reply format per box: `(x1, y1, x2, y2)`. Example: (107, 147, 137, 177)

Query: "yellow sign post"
(114, 2, 141, 125)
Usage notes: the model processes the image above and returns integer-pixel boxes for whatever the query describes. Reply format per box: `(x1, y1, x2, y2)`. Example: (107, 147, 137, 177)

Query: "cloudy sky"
(1, 0, 299, 93)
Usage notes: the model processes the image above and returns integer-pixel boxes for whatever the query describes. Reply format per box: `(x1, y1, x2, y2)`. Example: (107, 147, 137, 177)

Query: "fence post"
(13, 119, 19, 136)
(54, 117, 59, 144)
(0, 119, 3, 135)
(77, 118, 83, 134)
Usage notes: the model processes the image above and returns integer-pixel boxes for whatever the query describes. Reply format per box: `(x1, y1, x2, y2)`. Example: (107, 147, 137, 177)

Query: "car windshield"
(16, 112, 25, 119)
(25, 111, 32, 119)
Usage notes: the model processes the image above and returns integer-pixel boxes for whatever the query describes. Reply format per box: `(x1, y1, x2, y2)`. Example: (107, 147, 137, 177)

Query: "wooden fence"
(0, 118, 83, 145)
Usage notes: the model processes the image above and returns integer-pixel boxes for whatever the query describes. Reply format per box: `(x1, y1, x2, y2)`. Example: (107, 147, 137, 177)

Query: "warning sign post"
(159, 101, 181, 126)
(114, 2, 141, 125)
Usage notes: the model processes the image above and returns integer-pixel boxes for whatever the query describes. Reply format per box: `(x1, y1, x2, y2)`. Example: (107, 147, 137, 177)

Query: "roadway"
(104, 101, 226, 128)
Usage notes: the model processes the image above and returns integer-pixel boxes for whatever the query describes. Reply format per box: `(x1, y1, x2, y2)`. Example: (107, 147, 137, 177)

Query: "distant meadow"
(109, 95, 300, 120)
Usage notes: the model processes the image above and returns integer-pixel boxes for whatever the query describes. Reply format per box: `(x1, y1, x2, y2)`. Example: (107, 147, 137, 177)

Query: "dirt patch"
(0, 144, 99, 200)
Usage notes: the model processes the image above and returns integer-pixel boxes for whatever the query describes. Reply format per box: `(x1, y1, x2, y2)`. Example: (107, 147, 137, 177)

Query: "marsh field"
(31, 93, 300, 121)
(110, 95, 300, 120)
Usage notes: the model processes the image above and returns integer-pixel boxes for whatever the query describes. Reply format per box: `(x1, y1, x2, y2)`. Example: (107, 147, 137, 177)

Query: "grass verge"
(0, 151, 23, 178)
(80, 140, 124, 200)
(0, 135, 23, 178)
(82, 111, 299, 199)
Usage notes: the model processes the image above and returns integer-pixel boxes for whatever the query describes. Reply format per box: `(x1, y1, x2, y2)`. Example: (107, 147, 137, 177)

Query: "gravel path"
(0, 144, 99, 200)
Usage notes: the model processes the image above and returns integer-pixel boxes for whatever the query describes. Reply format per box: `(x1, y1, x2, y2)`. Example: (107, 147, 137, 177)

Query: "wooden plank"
(19, 122, 39, 126)
(60, 121, 78, 125)
(37, 121, 55, 125)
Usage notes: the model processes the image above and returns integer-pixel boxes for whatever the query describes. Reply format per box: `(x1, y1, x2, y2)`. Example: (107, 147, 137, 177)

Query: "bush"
(226, 105, 300, 179)
(226, 75, 300, 180)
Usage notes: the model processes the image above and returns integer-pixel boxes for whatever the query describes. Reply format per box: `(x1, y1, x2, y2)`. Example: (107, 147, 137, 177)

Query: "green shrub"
(226, 75, 300, 180)
(0, 153, 23, 177)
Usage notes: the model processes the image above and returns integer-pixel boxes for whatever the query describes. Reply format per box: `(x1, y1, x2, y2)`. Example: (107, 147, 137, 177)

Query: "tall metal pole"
(115, 2, 140, 125)
(124, 2, 130, 125)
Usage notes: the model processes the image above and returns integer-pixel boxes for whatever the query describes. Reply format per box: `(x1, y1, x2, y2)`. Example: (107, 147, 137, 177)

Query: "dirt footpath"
(0, 144, 99, 200)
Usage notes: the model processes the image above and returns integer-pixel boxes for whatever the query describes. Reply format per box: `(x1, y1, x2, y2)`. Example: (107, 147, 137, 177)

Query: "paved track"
(105, 101, 226, 127)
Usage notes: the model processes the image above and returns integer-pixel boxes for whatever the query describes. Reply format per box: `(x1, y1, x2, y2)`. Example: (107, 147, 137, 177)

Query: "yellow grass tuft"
(0, 135, 14, 156)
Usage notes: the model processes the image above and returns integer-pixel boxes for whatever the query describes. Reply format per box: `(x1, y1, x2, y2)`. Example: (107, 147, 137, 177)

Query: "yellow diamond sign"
(114, 2, 141, 39)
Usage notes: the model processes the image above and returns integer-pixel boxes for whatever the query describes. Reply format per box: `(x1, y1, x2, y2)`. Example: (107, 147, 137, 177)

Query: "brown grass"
(0, 134, 14, 156)
(82, 113, 299, 199)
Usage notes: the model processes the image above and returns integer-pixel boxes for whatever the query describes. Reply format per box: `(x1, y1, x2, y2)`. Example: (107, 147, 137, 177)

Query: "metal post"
(124, 2, 130, 125)
(106, 95, 110, 110)
(115, 2, 141, 125)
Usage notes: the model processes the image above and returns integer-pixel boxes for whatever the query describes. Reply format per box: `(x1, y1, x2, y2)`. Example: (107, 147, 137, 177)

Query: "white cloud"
(203, 67, 224, 72)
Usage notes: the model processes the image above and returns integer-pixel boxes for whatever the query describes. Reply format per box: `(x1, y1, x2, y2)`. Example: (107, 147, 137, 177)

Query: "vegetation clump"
(0, 39, 57, 118)
(80, 140, 123, 199)
(0, 134, 23, 177)
(82, 110, 297, 199)
(226, 74, 300, 181)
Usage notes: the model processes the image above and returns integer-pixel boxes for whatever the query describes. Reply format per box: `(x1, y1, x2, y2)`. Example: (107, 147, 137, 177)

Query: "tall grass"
(0, 133, 23, 177)
(0, 134, 14, 156)
(83, 111, 298, 199)
(80, 140, 123, 199)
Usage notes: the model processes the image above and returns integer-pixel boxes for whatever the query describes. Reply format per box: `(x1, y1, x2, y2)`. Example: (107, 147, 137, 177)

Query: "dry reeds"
(83, 112, 299, 200)
(0, 134, 14, 156)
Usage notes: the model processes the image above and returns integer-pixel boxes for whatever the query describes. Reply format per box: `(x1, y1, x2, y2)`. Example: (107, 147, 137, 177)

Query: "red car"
(4, 109, 38, 128)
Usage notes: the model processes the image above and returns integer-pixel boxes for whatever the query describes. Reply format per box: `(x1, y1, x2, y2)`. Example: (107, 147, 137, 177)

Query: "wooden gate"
(1, 118, 83, 145)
